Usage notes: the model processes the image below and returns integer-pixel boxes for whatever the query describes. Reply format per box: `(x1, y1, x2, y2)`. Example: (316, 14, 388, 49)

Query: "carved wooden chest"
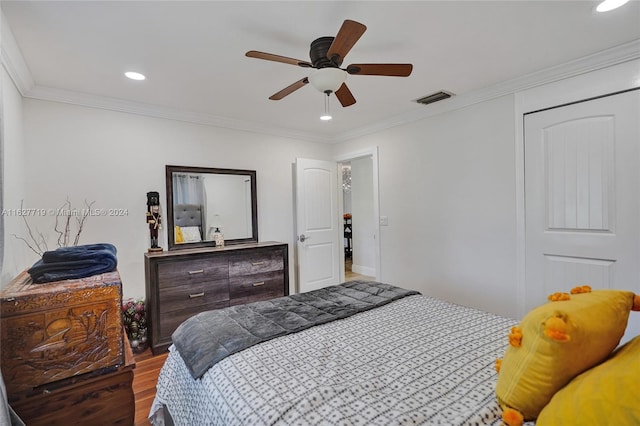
(10, 335, 135, 425)
(0, 270, 124, 398)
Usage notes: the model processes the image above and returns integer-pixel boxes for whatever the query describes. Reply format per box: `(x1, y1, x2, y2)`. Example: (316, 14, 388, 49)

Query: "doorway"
(294, 148, 381, 292)
(337, 149, 380, 283)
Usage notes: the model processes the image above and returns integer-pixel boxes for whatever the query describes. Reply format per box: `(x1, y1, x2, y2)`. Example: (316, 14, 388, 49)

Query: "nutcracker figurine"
(146, 191, 163, 252)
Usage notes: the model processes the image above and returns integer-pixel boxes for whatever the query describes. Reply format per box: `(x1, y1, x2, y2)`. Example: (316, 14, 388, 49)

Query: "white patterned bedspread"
(150, 294, 518, 426)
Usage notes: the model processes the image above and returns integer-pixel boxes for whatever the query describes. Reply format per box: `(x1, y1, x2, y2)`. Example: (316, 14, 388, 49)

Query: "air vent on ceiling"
(415, 90, 454, 105)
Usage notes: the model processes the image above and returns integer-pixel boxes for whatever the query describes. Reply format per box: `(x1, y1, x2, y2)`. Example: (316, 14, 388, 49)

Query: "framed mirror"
(165, 165, 258, 250)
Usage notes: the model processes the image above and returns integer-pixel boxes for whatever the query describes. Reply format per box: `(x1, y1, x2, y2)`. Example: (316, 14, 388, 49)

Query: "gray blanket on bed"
(172, 281, 420, 379)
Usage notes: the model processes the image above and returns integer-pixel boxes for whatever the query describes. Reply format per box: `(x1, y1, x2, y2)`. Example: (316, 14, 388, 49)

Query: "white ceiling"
(2, 1, 639, 142)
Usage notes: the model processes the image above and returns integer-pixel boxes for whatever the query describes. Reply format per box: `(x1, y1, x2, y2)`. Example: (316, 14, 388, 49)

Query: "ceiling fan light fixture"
(309, 68, 347, 93)
(320, 93, 333, 121)
(246, 20, 411, 107)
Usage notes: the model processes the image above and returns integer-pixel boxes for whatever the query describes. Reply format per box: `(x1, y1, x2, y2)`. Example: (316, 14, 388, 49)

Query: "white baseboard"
(352, 264, 376, 277)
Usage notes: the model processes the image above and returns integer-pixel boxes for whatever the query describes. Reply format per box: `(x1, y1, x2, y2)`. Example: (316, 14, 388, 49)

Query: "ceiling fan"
(245, 19, 413, 108)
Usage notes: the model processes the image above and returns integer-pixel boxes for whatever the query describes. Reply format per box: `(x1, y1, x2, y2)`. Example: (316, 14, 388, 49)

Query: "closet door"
(524, 89, 639, 337)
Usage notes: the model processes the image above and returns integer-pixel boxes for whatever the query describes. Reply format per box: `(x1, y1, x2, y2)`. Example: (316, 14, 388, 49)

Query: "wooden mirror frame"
(165, 165, 258, 250)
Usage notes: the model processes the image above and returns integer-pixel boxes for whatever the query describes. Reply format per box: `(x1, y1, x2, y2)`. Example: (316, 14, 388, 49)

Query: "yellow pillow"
(175, 226, 184, 243)
(537, 334, 640, 425)
(495, 288, 636, 424)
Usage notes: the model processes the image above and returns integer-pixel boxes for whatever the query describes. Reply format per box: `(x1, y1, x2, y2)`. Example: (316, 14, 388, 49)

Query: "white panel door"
(295, 158, 341, 293)
(525, 90, 640, 338)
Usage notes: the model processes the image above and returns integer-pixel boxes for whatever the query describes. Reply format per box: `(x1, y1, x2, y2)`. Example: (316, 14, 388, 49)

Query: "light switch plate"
(379, 216, 389, 226)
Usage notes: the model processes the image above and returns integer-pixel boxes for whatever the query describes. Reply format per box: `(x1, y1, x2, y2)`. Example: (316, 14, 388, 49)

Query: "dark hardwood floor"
(131, 260, 372, 425)
(133, 348, 168, 426)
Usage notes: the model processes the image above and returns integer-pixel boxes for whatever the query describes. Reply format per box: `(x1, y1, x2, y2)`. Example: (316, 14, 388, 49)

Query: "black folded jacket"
(28, 243, 117, 284)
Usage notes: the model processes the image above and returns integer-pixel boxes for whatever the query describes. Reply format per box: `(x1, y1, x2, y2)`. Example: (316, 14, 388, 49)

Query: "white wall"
(1, 65, 28, 286)
(6, 61, 635, 321)
(17, 99, 332, 297)
(10, 92, 518, 319)
(334, 95, 518, 319)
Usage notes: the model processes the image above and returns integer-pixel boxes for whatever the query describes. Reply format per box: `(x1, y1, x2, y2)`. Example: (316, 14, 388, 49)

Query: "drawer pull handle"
(252, 261, 265, 266)
(189, 292, 205, 298)
(188, 269, 204, 275)
(253, 282, 266, 287)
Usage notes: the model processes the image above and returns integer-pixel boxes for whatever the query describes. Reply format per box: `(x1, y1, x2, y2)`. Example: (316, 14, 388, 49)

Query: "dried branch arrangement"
(12, 198, 96, 256)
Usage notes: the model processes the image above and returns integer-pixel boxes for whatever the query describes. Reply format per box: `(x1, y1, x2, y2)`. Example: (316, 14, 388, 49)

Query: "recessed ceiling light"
(596, 0, 629, 12)
(320, 114, 332, 121)
(125, 71, 146, 81)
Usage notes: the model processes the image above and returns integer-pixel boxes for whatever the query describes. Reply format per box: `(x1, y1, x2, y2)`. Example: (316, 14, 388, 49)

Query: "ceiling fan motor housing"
(310, 37, 341, 68)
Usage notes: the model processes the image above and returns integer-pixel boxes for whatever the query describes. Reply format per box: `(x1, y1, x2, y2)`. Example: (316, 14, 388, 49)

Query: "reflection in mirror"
(166, 166, 258, 250)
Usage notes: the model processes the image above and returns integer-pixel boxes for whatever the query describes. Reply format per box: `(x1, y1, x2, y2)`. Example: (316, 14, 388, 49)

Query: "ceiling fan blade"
(327, 20, 367, 64)
(346, 63, 413, 77)
(246, 50, 313, 68)
(335, 83, 356, 107)
(269, 77, 309, 100)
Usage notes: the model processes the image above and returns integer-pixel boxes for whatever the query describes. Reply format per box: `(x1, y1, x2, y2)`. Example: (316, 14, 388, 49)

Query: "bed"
(149, 281, 518, 425)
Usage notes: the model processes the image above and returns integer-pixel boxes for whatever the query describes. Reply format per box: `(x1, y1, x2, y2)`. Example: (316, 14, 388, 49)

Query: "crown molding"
(1, 12, 34, 96)
(335, 38, 640, 142)
(25, 85, 333, 144)
(2, 10, 638, 145)
(0, 11, 331, 144)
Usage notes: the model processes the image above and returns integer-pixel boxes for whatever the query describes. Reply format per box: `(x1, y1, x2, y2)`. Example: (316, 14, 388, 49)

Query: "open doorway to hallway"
(341, 161, 376, 283)
(345, 258, 374, 281)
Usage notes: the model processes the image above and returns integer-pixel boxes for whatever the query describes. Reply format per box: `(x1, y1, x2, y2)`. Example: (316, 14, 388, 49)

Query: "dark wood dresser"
(145, 241, 289, 354)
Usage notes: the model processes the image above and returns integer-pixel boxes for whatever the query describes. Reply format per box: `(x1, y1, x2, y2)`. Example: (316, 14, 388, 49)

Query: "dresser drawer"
(229, 271, 285, 305)
(157, 256, 228, 288)
(158, 300, 229, 341)
(159, 279, 229, 313)
(228, 248, 284, 277)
